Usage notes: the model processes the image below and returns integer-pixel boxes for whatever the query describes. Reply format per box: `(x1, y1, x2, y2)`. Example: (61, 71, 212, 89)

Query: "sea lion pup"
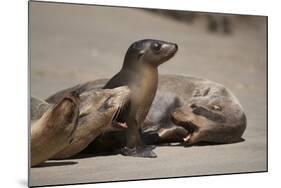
(48, 86, 130, 159)
(31, 92, 80, 167)
(103, 39, 178, 157)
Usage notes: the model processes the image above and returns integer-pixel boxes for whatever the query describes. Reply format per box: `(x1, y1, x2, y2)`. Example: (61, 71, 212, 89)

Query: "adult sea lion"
(103, 39, 178, 158)
(156, 75, 246, 145)
(31, 86, 130, 166)
(51, 86, 130, 159)
(31, 92, 80, 167)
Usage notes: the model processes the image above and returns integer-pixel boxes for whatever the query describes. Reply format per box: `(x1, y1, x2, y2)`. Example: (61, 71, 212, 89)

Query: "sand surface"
(29, 2, 267, 187)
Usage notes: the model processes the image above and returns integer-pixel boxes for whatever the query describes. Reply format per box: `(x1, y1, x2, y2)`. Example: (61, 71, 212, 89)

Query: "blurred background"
(30, 1, 267, 186)
(30, 2, 266, 100)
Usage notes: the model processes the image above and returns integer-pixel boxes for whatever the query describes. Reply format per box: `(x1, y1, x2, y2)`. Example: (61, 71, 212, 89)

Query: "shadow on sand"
(32, 161, 78, 168)
(67, 138, 245, 159)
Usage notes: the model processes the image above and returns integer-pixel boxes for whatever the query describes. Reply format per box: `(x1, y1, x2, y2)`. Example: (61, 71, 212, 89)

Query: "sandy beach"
(29, 2, 267, 187)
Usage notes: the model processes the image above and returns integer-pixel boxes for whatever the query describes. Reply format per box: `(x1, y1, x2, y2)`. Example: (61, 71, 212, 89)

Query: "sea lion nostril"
(174, 44, 178, 50)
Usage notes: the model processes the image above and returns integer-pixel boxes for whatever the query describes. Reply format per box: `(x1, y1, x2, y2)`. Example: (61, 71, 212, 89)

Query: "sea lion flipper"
(120, 145, 157, 158)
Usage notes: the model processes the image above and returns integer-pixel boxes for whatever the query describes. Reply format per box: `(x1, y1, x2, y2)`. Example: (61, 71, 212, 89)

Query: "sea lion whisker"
(111, 97, 123, 122)
(112, 107, 120, 122)
(112, 95, 126, 123)
(111, 102, 121, 122)
(119, 95, 126, 116)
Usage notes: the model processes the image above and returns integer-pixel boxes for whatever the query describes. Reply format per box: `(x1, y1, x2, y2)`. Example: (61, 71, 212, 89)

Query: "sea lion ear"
(137, 50, 145, 60)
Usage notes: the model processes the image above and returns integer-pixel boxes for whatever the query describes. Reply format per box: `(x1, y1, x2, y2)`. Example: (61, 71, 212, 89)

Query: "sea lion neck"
(121, 52, 141, 70)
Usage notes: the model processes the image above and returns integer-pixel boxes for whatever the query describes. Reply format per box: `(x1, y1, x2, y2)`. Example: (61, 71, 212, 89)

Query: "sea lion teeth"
(112, 120, 128, 129)
(183, 134, 191, 142)
(118, 122, 128, 129)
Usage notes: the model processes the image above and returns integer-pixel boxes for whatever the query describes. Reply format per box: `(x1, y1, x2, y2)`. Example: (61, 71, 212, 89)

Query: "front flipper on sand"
(120, 145, 157, 158)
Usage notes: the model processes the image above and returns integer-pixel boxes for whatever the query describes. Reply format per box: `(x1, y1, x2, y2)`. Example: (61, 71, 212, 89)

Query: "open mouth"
(171, 115, 197, 143)
(181, 121, 197, 143)
(112, 115, 128, 129)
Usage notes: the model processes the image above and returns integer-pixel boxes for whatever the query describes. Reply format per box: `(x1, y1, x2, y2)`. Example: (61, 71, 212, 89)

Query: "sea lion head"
(49, 87, 131, 160)
(171, 86, 247, 145)
(123, 39, 178, 68)
(79, 86, 130, 131)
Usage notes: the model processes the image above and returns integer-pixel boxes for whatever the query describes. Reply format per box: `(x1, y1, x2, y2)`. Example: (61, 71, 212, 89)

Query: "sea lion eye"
(151, 42, 161, 51)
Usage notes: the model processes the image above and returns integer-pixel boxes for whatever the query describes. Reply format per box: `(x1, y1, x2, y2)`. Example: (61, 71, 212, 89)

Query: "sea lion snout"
(166, 42, 178, 52)
(171, 107, 197, 132)
(163, 42, 178, 53)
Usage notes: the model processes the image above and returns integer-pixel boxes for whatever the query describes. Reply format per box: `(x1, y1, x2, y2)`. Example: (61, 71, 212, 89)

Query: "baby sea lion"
(31, 92, 80, 167)
(103, 39, 178, 158)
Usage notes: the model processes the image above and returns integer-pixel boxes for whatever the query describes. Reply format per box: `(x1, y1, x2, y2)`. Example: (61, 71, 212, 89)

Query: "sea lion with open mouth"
(156, 75, 247, 145)
(46, 86, 130, 159)
(31, 86, 130, 166)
